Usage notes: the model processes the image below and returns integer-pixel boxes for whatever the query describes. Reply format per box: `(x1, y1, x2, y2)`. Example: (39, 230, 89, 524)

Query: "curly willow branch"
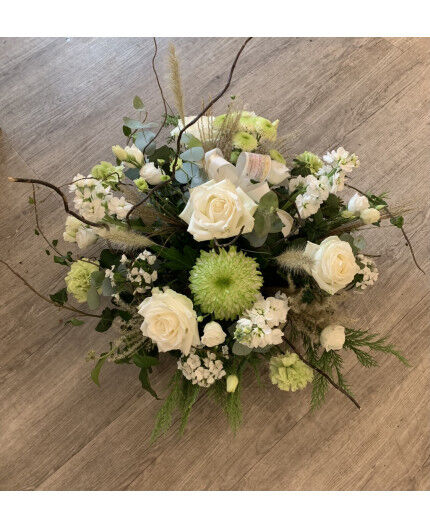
(8, 177, 107, 229)
(125, 37, 253, 222)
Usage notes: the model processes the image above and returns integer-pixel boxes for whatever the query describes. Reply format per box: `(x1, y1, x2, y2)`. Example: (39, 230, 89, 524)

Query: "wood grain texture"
(0, 37, 428, 490)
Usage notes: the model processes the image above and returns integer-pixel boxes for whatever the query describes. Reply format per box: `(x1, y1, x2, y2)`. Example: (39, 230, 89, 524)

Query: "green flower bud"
(226, 374, 239, 393)
(134, 177, 148, 192)
(112, 145, 127, 161)
(269, 149, 286, 165)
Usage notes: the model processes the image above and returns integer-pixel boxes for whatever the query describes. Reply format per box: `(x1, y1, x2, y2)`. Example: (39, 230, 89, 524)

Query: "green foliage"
(159, 245, 198, 271)
(65, 318, 84, 326)
(180, 146, 204, 163)
(344, 328, 409, 366)
(133, 95, 144, 109)
(163, 114, 179, 127)
(138, 366, 159, 400)
(50, 287, 68, 305)
(95, 307, 131, 332)
(86, 286, 100, 310)
(99, 249, 121, 269)
(53, 255, 70, 266)
(390, 215, 404, 228)
(91, 355, 108, 386)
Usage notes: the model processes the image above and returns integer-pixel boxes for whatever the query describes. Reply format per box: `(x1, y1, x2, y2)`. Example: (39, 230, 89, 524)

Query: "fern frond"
(151, 371, 183, 443)
(345, 328, 409, 366)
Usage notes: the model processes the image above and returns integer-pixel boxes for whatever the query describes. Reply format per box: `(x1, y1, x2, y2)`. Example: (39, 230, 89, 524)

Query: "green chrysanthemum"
(189, 247, 263, 320)
(238, 112, 257, 133)
(91, 161, 124, 187)
(232, 131, 258, 152)
(295, 151, 323, 174)
(269, 352, 313, 392)
(255, 117, 278, 141)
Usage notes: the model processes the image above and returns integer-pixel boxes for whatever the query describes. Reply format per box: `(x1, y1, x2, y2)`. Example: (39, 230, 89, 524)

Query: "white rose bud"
(347, 192, 369, 214)
(201, 321, 226, 347)
(320, 324, 345, 351)
(226, 374, 239, 393)
(304, 235, 360, 295)
(179, 179, 257, 242)
(124, 145, 144, 167)
(360, 208, 381, 225)
(138, 288, 200, 355)
(267, 160, 289, 185)
(139, 162, 164, 185)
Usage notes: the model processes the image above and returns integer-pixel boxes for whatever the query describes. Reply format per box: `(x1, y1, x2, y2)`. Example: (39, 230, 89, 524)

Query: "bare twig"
(0, 259, 101, 318)
(9, 177, 107, 229)
(213, 226, 245, 249)
(31, 184, 63, 256)
(125, 180, 173, 225)
(282, 336, 361, 410)
(171, 37, 252, 181)
(142, 38, 169, 157)
(345, 182, 424, 274)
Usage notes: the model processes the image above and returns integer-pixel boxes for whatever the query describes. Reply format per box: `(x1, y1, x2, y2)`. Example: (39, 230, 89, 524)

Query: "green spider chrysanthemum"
(269, 353, 313, 392)
(295, 151, 323, 174)
(255, 117, 278, 141)
(232, 131, 258, 152)
(189, 247, 263, 320)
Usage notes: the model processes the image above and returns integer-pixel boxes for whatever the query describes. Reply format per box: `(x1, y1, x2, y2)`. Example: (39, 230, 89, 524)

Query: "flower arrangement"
(5, 38, 423, 442)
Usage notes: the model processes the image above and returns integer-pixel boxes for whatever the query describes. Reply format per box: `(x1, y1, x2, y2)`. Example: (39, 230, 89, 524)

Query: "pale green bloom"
(232, 131, 258, 152)
(269, 149, 286, 165)
(189, 247, 263, 320)
(255, 117, 278, 141)
(65, 259, 99, 303)
(269, 352, 313, 391)
(238, 112, 257, 133)
(134, 177, 149, 192)
(112, 145, 127, 161)
(226, 374, 239, 393)
(295, 151, 323, 174)
(213, 114, 227, 129)
(91, 161, 124, 186)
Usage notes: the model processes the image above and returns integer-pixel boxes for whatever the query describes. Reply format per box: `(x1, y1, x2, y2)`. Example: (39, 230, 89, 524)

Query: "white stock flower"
(138, 287, 200, 355)
(320, 324, 345, 351)
(355, 254, 379, 290)
(276, 209, 294, 237)
(171, 115, 214, 142)
(323, 147, 359, 173)
(179, 179, 257, 242)
(63, 216, 97, 249)
(139, 162, 164, 185)
(63, 216, 84, 243)
(296, 193, 320, 218)
(201, 321, 226, 347)
(304, 235, 360, 295)
(360, 208, 381, 225)
(107, 196, 132, 219)
(348, 192, 369, 214)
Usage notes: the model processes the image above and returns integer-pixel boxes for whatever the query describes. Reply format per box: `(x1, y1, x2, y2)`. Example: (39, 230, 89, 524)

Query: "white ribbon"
(204, 148, 273, 203)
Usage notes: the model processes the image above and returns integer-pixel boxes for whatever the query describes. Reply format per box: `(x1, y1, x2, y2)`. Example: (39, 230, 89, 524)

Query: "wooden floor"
(0, 37, 429, 490)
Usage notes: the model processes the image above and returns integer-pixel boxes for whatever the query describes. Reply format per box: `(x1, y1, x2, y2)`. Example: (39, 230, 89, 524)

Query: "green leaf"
(174, 169, 190, 184)
(135, 130, 156, 150)
(133, 95, 144, 109)
(232, 342, 251, 356)
(125, 167, 141, 181)
(122, 125, 132, 137)
(101, 277, 114, 297)
(52, 239, 58, 247)
(91, 355, 108, 386)
(95, 307, 115, 332)
(133, 354, 159, 369)
(258, 191, 278, 212)
(253, 210, 271, 238)
(138, 367, 159, 399)
(99, 249, 120, 269)
(390, 215, 404, 228)
(86, 286, 100, 310)
(28, 196, 35, 204)
(65, 318, 84, 326)
(159, 246, 198, 270)
(45, 249, 50, 256)
(34, 229, 39, 236)
(244, 231, 268, 248)
(90, 270, 105, 289)
(53, 255, 69, 266)
(50, 287, 68, 305)
(180, 147, 204, 163)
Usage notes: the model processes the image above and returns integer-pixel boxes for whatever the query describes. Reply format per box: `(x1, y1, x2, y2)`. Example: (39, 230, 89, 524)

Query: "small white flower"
(107, 196, 132, 219)
(296, 193, 320, 218)
(320, 324, 345, 351)
(348, 192, 369, 214)
(139, 162, 164, 185)
(201, 321, 226, 347)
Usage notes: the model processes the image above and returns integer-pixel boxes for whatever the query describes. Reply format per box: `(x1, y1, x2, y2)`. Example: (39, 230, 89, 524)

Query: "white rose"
(276, 209, 294, 238)
(179, 179, 257, 242)
(201, 321, 226, 347)
(348, 192, 369, 214)
(124, 144, 144, 167)
(304, 235, 360, 294)
(171, 115, 214, 141)
(360, 208, 381, 225)
(139, 162, 164, 185)
(138, 287, 200, 355)
(320, 324, 345, 351)
(267, 160, 289, 185)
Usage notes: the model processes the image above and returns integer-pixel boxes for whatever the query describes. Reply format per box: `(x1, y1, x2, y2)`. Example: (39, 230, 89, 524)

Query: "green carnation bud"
(65, 259, 99, 303)
(134, 177, 148, 192)
(295, 151, 323, 174)
(91, 161, 124, 186)
(269, 149, 286, 164)
(269, 352, 313, 391)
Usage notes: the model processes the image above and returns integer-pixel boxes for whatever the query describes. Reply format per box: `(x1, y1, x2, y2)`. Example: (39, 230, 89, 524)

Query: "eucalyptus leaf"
(133, 95, 144, 109)
(182, 162, 200, 180)
(175, 169, 189, 184)
(269, 214, 283, 233)
(135, 130, 156, 150)
(101, 277, 114, 297)
(190, 171, 207, 188)
(90, 270, 106, 289)
(125, 167, 140, 181)
(258, 191, 279, 212)
(180, 146, 204, 163)
(232, 342, 252, 356)
(244, 231, 268, 248)
(123, 117, 158, 130)
(86, 286, 100, 310)
(65, 318, 84, 326)
(253, 210, 271, 238)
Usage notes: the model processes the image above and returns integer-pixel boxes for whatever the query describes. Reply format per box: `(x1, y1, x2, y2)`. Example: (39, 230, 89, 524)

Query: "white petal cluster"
(316, 147, 359, 194)
(63, 215, 98, 249)
(355, 254, 379, 290)
(127, 250, 158, 295)
(289, 174, 330, 219)
(234, 293, 290, 348)
(69, 174, 132, 222)
(177, 349, 226, 388)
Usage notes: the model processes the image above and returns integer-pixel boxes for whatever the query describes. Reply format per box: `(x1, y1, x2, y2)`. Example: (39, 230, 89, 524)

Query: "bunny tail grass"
(96, 226, 154, 249)
(168, 44, 186, 125)
(276, 249, 312, 274)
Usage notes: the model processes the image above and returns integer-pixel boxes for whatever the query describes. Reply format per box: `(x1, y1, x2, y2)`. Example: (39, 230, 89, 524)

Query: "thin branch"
(9, 177, 107, 229)
(125, 180, 172, 224)
(213, 226, 245, 249)
(142, 38, 168, 156)
(345, 182, 424, 274)
(0, 259, 101, 318)
(282, 336, 361, 410)
(170, 37, 252, 181)
(31, 184, 63, 256)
